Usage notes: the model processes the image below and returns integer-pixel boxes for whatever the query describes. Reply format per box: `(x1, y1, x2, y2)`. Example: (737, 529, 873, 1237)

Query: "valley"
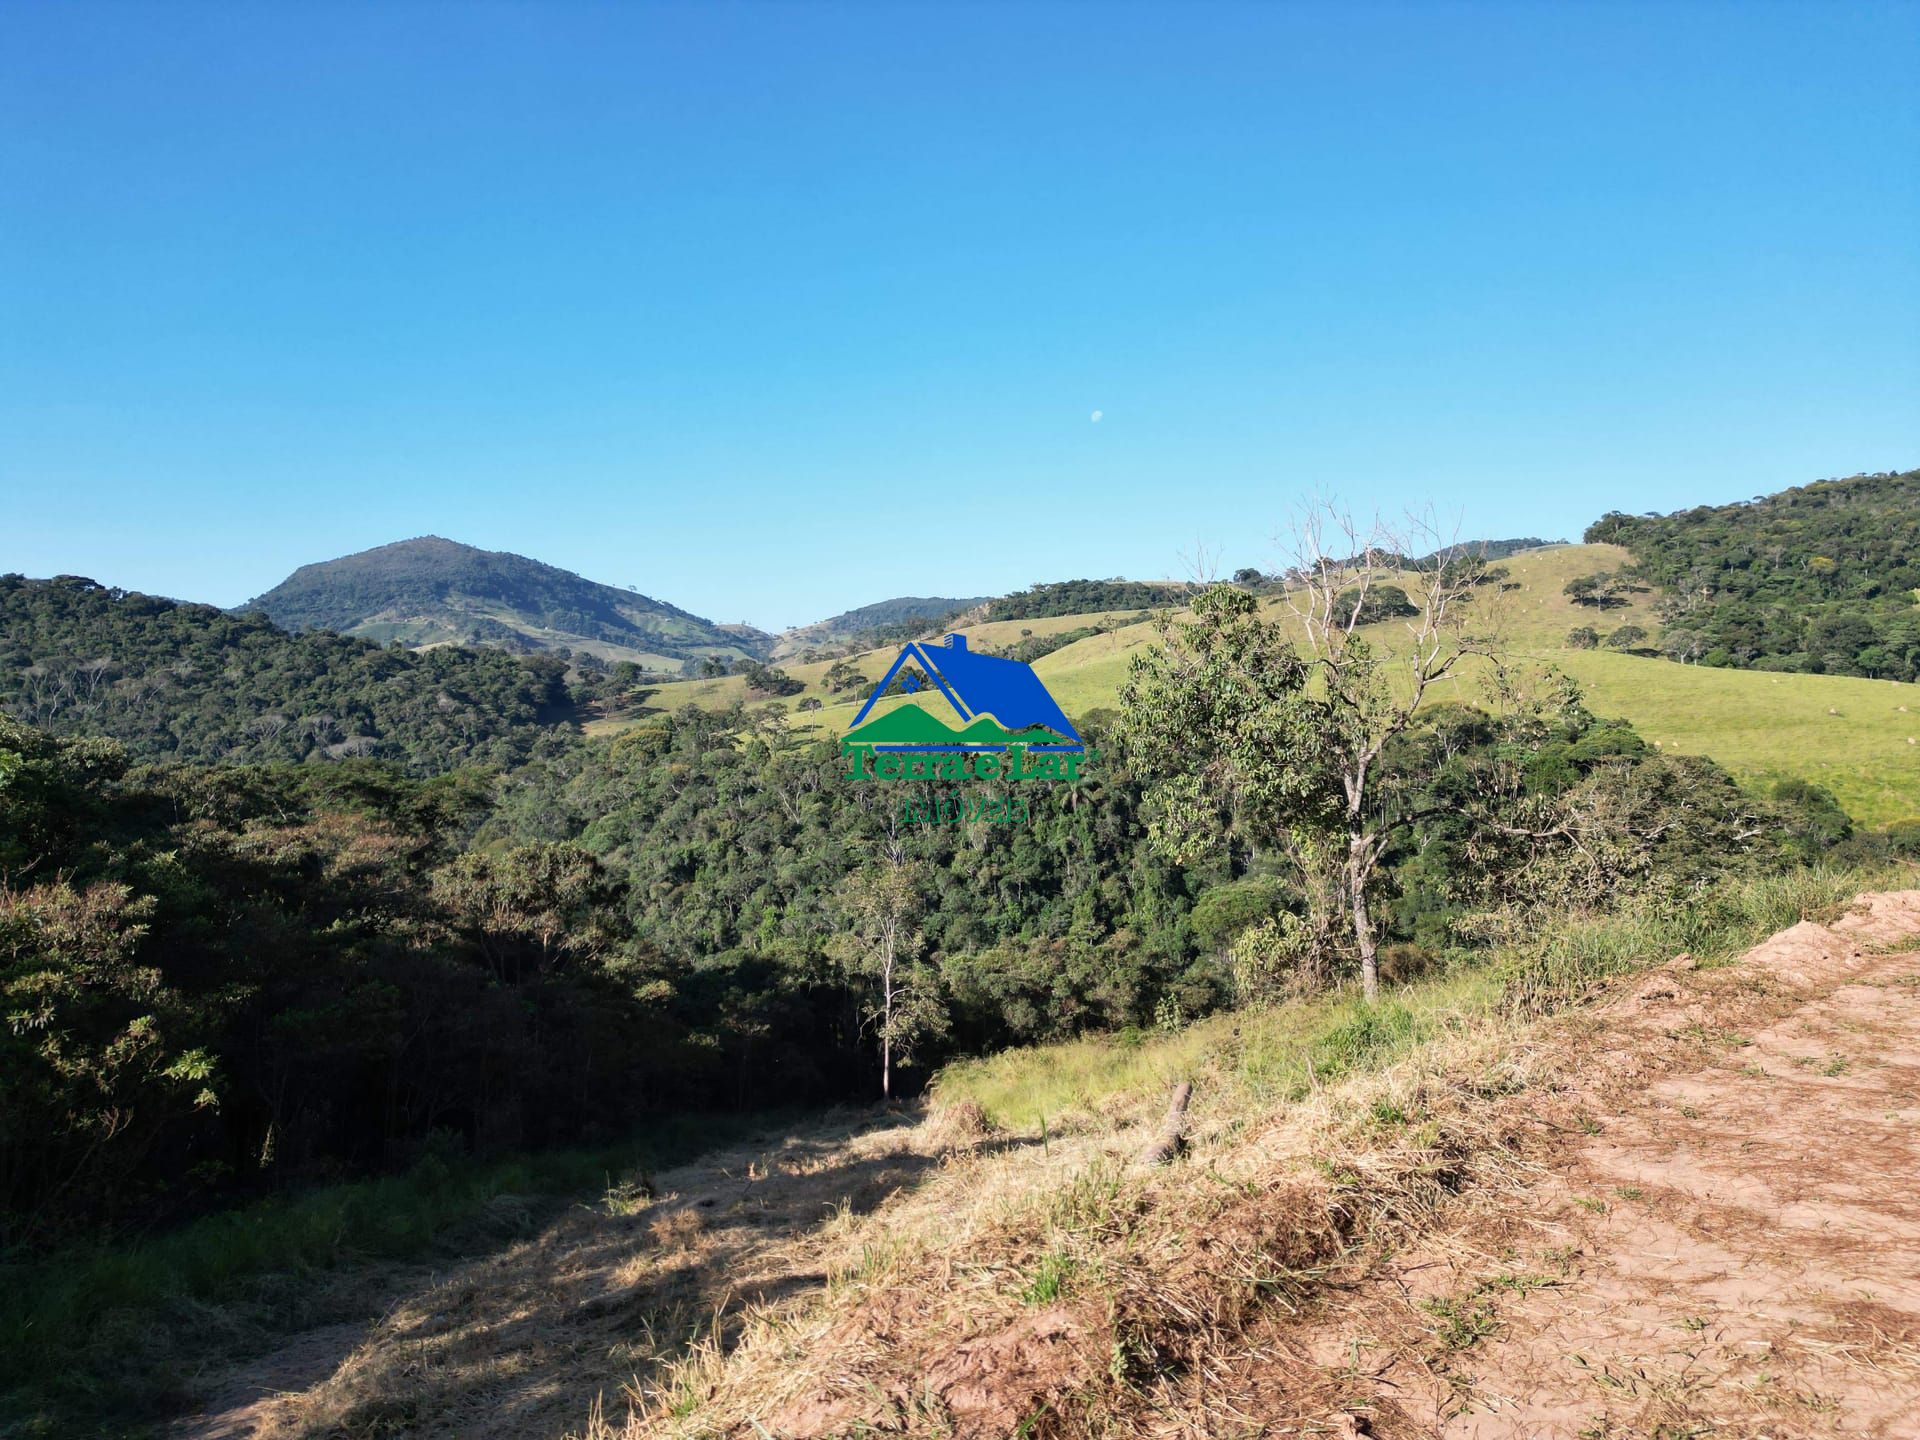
(4, 472, 1918, 1438)
(8, 10, 1915, 1435)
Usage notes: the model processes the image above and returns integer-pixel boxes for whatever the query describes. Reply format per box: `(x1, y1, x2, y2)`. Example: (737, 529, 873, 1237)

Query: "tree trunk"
(1139, 1081, 1193, 1165)
(1348, 838, 1379, 1004)
(880, 941, 895, 1099)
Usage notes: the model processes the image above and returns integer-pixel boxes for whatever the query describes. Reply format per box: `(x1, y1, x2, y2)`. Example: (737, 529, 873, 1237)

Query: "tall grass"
(1498, 864, 1886, 1014)
(0, 1113, 757, 1437)
(935, 866, 1902, 1134)
(934, 968, 1499, 1131)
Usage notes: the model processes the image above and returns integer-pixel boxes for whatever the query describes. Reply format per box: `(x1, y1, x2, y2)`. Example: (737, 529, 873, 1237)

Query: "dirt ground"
(1167, 893, 1920, 1439)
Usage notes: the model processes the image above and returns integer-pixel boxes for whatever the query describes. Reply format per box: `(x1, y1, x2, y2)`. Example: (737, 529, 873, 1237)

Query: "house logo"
(840, 635, 1091, 816)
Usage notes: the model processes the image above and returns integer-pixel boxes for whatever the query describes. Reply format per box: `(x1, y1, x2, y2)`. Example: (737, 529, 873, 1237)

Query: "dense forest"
(1587, 470, 1920, 678)
(5, 664, 1883, 1248)
(5, 481, 1916, 1256)
(0, 575, 578, 772)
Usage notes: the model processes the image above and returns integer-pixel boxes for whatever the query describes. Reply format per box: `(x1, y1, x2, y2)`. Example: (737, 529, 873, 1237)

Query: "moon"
(1090, 410, 1103, 423)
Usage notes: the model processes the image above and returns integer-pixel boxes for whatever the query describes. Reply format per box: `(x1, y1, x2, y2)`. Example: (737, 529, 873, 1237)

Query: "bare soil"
(1165, 893, 1920, 1438)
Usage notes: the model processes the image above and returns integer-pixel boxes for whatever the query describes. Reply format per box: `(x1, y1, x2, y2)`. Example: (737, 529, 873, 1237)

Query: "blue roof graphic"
(848, 634, 1083, 749)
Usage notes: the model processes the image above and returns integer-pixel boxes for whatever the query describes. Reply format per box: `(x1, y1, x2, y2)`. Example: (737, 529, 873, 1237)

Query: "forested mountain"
(1418, 536, 1560, 564)
(243, 537, 768, 670)
(771, 595, 989, 659)
(1588, 470, 1920, 678)
(0, 574, 575, 772)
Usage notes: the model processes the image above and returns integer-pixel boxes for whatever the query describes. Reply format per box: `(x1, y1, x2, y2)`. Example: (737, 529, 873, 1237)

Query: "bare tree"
(1278, 503, 1504, 1000)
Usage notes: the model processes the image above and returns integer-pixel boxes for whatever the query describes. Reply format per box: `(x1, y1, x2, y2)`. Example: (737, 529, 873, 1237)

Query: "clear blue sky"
(4, 2, 1916, 629)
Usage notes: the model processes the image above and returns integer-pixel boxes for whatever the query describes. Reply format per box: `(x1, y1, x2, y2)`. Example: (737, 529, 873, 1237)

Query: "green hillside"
(0, 573, 573, 772)
(1589, 469, 1920, 677)
(243, 536, 767, 672)
(638, 543, 1919, 826)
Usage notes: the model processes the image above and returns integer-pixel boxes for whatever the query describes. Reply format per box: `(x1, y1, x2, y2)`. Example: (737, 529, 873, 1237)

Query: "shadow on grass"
(0, 1110, 780, 1439)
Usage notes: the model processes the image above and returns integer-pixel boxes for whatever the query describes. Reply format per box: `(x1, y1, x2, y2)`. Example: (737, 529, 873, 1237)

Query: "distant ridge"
(772, 595, 989, 660)
(242, 537, 769, 671)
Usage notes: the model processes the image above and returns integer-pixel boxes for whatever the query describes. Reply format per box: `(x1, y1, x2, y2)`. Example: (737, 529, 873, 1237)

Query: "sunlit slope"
(1551, 651, 1918, 823)
(631, 544, 1918, 825)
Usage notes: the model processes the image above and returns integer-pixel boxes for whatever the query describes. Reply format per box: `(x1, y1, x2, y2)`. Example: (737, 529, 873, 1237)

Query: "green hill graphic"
(845, 705, 1059, 748)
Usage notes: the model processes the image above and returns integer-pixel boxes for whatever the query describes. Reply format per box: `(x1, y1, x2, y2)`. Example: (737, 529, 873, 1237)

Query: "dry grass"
(568, 877, 1912, 1440)
(569, 1016, 1545, 1438)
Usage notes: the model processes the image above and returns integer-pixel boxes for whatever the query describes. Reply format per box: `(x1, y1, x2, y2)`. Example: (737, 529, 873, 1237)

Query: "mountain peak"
(244, 539, 767, 672)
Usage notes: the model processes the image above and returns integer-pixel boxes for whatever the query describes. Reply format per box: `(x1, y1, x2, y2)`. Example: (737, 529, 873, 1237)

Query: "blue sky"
(4, 2, 1916, 630)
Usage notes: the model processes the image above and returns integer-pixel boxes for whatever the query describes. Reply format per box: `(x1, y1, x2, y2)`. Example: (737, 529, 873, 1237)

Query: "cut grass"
(0, 1112, 763, 1437)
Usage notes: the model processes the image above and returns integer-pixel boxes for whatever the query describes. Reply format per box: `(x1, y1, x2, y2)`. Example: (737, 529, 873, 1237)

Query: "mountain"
(242, 537, 769, 672)
(771, 596, 989, 660)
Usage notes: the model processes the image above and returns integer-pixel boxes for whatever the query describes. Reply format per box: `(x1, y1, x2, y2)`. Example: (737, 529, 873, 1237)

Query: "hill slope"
(771, 596, 989, 660)
(1589, 468, 1920, 677)
(152, 886, 1920, 1440)
(243, 537, 767, 671)
(635, 543, 1920, 825)
(0, 573, 571, 771)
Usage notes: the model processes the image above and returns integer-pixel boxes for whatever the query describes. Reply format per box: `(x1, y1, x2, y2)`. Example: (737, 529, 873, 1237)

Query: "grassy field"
(622, 544, 1918, 826)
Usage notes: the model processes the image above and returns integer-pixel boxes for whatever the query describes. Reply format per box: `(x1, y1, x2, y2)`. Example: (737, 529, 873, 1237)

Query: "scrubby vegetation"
(1588, 469, 1920, 677)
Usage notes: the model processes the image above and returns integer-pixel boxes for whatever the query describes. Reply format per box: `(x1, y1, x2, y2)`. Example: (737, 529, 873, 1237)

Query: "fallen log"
(1139, 1080, 1192, 1166)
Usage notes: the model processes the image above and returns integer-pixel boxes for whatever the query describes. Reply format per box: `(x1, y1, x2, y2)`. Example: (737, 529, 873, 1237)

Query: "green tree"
(430, 842, 626, 985)
(1123, 509, 1497, 1002)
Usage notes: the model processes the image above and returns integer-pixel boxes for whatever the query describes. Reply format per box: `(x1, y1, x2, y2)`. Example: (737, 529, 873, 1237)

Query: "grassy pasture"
(624, 544, 1919, 825)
